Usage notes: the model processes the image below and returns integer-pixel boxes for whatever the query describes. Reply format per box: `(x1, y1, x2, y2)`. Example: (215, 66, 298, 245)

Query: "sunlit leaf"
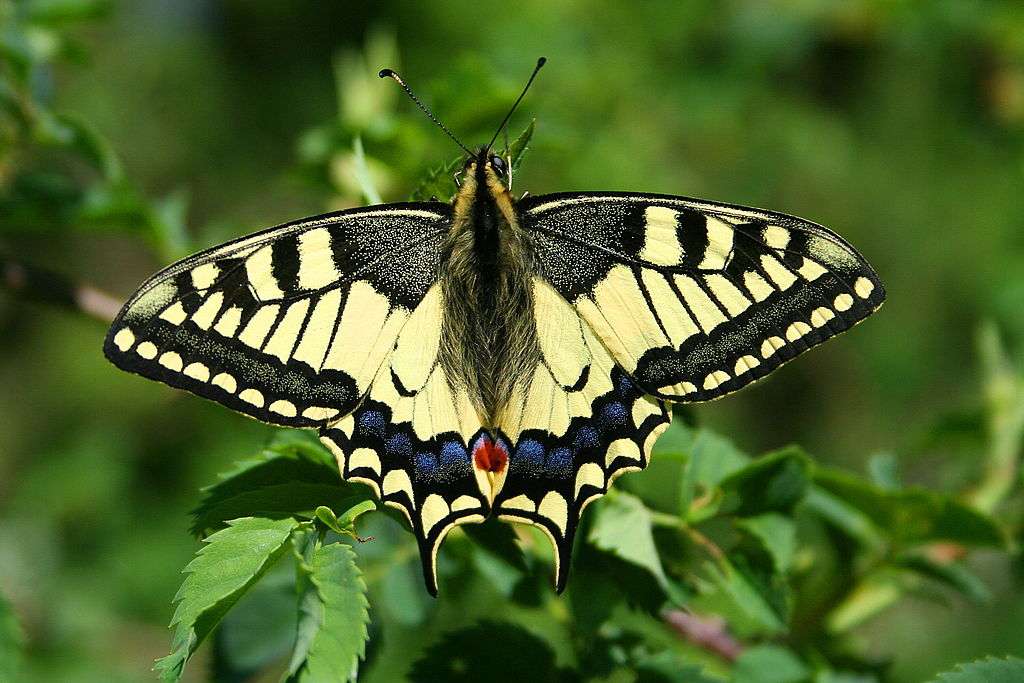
(294, 542, 371, 683)
(737, 513, 797, 574)
(155, 517, 300, 682)
(588, 491, 668, 589)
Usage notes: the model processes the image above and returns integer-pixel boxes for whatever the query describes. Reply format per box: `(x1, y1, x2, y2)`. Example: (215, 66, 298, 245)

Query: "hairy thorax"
(438, 163, 541, 426)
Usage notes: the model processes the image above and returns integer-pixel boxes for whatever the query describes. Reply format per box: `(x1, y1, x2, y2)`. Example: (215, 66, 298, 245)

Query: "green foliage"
(0, 592, 24, 681)
(156, 517, 300, 681)
(929, 657, 1024, 683)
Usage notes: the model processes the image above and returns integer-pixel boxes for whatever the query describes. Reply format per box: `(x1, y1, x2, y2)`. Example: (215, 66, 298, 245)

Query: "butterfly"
(104, 58, 885, 595)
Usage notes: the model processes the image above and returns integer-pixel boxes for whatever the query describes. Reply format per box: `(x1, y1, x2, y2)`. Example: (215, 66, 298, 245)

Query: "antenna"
(487, 57, 546, 152)
(378, 68, 473, 156)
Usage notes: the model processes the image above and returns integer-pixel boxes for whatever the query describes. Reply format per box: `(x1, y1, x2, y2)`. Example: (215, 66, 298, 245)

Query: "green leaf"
(689, 559, 785, 638)
(155, 517, 300, 682)
(813, 468, 1007, 548)
(894, 553, 992, 604)
(409, 156, 462, 202)
(867, 452, 900, 490)
(504, 119, 535, 172)
(213, 558, 298, 679)
(732, 645, 810, 683)
(463, 517, 528, 572)
(737, 513, 797, 574)
(680, 426, 751, 519)
(718, 447, 811, 517)
(352, 136, 382, 205)
(802, 486, 883, 548)
(193, 484, 371, 538)
(409, 620, 575, 682)
(190, 439, 359, 536)
(825, 569, 903, 633)
(928, 657, 1024, 683)
(294, 542, 371, 683)
(315, 500, 377, 538)
(0, 592, 24, 682)
(588, 491, 668, 589)
(635, 650, 720, 683)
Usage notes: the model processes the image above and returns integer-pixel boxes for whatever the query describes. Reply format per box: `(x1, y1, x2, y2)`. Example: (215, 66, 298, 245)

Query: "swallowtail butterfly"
(104, 58, 885, 594)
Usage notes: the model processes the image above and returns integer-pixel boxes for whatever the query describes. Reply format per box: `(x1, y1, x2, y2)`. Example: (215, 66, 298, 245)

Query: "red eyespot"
(473, 436, 508, 474)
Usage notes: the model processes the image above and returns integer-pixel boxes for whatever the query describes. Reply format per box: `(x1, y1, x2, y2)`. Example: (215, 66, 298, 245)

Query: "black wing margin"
(104, 203, 451, 427)
(522, 192, 885, 402)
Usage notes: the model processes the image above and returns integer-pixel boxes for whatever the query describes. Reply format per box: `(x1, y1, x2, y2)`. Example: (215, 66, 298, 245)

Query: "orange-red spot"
(473, 437, 508, 474)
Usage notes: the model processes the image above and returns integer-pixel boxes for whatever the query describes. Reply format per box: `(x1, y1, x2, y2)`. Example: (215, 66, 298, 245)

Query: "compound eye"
(490, 155, 507, 177)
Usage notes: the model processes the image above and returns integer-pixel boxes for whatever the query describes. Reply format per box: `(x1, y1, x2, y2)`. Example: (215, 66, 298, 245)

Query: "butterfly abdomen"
(438, 160, 541, 425)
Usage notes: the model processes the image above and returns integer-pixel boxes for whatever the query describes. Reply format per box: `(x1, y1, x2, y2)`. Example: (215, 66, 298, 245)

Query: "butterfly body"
(440, 149, 540, 426)
(105, 68, 885, 595)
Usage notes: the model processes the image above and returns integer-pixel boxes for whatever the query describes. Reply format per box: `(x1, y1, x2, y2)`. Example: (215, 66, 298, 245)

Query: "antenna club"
(378, 68, 404, 85)
(537, 57, 547, 68)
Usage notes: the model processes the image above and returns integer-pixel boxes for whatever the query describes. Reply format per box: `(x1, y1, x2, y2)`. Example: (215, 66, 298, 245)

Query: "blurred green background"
(2, 1, 1024, 681)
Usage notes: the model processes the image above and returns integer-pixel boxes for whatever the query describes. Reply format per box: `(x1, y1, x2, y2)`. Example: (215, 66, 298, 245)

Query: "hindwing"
(523, 192, 885, 402)
(320, 283, 489, 596)
(492, 278, 671, 592)
(104, 203, 450, 427)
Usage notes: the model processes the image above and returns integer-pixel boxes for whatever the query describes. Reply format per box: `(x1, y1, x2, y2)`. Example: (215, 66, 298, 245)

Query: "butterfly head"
(461, 147, 509, 186)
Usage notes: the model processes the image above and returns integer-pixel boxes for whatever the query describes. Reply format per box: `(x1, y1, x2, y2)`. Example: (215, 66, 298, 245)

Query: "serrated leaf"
(0, 592, 24, 682)
(718, 446, 810, 517)
(193, 484, 371, 537)
(504, 119, 535, 172)
(813, 468, 1007, 548)
(737, 513, 797, 574)
(409, 620, 574, 682)
(732, 645, 809, 683)
(294, 542, 371, 683)
(409, 156, 462, 202)
(155, 517, 300, 682)
(588, 491, 668, 589)
(213, 558, 298, 679)
(929, 657, 1024, 683)
(190, 440, 358, 536)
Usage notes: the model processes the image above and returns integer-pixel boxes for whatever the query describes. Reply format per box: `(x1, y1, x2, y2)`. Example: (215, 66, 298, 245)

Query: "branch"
(662, 609, 743, 662)
(2, 256, 120, 323)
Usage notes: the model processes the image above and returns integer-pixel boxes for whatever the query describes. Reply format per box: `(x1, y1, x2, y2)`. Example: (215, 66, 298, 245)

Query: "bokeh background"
(2, 1, 1024, 681)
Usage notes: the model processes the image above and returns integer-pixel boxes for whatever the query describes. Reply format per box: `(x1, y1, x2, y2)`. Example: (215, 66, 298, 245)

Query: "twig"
(662, 609, 743, 661)
(1, 256, 120, 323)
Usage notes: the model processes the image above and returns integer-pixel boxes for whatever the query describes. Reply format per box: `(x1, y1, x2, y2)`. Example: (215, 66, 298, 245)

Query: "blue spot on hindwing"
(599, 402, 628, 431)
(357, 410, 386, 438)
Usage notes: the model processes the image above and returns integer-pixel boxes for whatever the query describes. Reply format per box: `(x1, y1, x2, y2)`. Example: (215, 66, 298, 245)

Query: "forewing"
(493, 278, 671, 592)
(320, 283, 488, 596)
(523, 192, 885, 402)
(104, 203, 449, 427)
